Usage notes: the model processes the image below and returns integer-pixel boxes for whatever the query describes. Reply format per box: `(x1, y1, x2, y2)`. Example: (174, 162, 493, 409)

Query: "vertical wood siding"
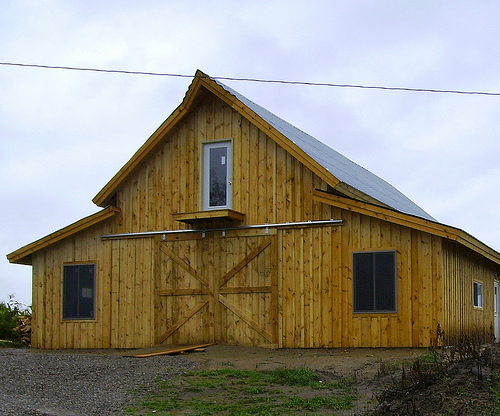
(29, 92, 500, 348)
(442, 241, 497, 344)
(31, 220, 114, 349)
(113, 94, 324, 234)
(278, 215, 444, 348)
(110, 237, 156, 348)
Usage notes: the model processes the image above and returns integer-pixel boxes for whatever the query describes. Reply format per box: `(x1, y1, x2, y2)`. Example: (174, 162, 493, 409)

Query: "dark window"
(473, 281, 483, 308)
(63, 264, 95, 320)
(353, 251, 396, 313)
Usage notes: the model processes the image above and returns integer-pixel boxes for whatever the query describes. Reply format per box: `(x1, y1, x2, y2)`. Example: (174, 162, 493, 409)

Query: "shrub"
(0, 295, 31, 345)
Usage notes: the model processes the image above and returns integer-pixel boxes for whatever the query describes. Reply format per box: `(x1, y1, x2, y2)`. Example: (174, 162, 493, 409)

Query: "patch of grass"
(285, 395, 354, 412)
(125, 367, 355, 415)
(269, 367, 319, 386)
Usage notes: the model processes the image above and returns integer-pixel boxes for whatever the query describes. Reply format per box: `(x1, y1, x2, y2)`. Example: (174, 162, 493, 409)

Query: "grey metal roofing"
(214, 77, 436, 221)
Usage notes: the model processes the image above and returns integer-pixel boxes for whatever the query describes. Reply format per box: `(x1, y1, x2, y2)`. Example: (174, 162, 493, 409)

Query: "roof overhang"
(7, 206, 120, 265)
(313, 189, 500, 266)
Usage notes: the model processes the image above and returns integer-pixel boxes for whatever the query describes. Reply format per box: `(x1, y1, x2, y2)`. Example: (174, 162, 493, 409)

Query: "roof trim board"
(197, 73, 342, 188)
(7, 206, 120, 265)
(92, 107, 186, 206)
(312, 189, 500, 265)
(92, 75, 207, 206)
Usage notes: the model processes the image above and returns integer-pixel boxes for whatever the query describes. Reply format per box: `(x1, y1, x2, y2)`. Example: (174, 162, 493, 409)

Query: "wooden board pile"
(14, 314, 31, 345)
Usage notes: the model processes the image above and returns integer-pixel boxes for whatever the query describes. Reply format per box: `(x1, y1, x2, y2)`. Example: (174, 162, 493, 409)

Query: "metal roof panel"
(215, 78, 435, 221)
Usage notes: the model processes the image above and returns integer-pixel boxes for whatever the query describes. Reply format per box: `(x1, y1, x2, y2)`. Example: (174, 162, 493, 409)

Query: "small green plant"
(455, 383, 470, 396)
(376, 358, 402, 377)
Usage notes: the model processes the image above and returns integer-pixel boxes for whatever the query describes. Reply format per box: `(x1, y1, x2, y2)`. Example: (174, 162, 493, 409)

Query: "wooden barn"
(8, 70, 500, 349)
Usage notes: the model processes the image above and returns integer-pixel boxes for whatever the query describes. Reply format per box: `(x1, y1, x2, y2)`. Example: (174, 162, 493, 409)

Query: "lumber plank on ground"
(131, 343, 215, 358)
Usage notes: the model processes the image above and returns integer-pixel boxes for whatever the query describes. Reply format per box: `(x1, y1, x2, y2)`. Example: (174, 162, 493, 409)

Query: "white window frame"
(202, 140, 233, 210)
(473, 281, 484, 308)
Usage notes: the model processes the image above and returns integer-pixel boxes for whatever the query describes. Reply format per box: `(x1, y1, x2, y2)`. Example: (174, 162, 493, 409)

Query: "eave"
(312, 189, 500, 266)
(7, 206, 120, 265)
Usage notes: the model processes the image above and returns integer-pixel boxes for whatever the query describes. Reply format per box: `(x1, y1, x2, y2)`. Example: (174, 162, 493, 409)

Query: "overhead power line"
(1, 61, 499, 97)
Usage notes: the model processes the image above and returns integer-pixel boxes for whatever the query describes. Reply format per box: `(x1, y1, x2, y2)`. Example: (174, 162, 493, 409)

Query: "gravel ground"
(0, 347, 196, 416)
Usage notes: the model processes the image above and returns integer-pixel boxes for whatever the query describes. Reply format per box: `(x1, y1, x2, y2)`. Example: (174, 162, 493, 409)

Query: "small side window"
(473, 281, 483, 308)
(63, 263, 95, 320)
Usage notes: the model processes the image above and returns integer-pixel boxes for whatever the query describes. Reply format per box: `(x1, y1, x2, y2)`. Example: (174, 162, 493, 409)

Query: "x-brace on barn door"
(156, 231, 277, 346)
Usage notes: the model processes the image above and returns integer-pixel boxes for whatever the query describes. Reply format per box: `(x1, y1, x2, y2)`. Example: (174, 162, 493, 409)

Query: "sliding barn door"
(156, 231, 277, 346)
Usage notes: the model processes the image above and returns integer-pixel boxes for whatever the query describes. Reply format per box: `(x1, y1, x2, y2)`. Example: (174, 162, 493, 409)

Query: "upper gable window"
(203, 141, 232, 210)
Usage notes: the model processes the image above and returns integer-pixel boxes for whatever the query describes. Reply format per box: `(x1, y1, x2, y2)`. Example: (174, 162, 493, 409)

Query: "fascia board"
(6, 207, 120, 265)
(312, 190, 500, 265)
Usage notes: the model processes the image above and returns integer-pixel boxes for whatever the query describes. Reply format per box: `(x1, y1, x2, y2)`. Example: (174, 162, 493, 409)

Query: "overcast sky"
(2, 1, 500, 306)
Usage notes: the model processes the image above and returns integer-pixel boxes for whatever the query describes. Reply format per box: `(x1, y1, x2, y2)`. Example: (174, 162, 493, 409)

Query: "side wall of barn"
(442, 240, 499, 345)
(30, 210, 500, 349)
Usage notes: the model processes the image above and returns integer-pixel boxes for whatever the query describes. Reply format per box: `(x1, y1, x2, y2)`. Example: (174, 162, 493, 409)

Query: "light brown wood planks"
(26, 84, 500, 350)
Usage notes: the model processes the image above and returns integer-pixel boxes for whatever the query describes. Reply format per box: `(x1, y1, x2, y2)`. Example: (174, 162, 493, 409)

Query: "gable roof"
(7, 71, 500, 268)
(93, 70, 434, 221)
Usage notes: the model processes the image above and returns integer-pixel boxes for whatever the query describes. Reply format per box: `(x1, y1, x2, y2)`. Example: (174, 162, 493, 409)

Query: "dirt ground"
(181, 344, 423, 373)
(159, 344, 425, 414)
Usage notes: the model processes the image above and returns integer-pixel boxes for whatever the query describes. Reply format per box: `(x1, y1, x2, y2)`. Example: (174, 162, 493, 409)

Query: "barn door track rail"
(100, 219, 343, 240)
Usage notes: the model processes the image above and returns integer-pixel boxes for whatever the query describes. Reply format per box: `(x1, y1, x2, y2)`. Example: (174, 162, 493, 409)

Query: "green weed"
(127, 367, 354, 415)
